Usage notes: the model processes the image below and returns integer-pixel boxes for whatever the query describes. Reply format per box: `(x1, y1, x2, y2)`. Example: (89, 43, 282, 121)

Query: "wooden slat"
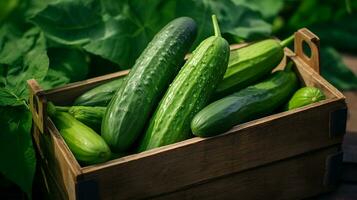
(152, 146, 339, 200)
(343, 92, 357, 134)
(33, 124, 81, 200)
(79, 98, 345, 200)
(294, 28, 320, 74)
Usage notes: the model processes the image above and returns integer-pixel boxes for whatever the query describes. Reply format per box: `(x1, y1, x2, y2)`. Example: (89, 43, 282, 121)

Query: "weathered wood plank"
(33, 125, 80, 200)
(79, 98, 344, 200)
(152, 146, 339, 200)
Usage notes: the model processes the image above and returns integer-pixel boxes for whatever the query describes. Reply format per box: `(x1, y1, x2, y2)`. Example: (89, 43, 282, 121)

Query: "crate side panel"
(152, 146, 339, 200)
(32, 125, 79, 200)
(82, 100, 345, 200)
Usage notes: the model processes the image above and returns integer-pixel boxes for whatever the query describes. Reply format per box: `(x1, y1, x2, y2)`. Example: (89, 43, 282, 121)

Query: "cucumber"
(73, 77, 125, 106)
(191, 62, 299, 137)
(215, 35, 294, 98)
(66, 106, 105, 133)
(286, 86, 325, 110)
(48, 103, 111, 165)
(55, 105, 105, 133)
(102, 17, 197, 152)
(138, 15, 229, 151)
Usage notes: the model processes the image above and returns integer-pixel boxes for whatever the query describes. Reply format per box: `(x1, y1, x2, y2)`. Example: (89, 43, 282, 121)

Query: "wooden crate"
(28, 28, 347, 200)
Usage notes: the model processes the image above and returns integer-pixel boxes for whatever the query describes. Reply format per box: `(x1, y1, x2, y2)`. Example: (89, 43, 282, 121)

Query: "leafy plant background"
(0, 0, 356, 198)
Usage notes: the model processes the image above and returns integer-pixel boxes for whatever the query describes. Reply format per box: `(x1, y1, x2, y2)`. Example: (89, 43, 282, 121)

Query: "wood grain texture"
(78, 98, 345, 200)
(152, 146, 339, 200)
(28, 79, 47, 133)
(32, 125, 80, 200)
(343, 92, 357, 134)
(294, 28, 320, 74)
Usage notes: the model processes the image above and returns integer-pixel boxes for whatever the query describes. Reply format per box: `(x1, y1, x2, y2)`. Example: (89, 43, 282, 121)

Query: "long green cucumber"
(191, 62, 299, 137)
(73, 77, 125, 106)
(48, 103, 111, 165)
(102, 17, 197, 152)
(215, 35, 294, 98)
(138, 15, 229, 151)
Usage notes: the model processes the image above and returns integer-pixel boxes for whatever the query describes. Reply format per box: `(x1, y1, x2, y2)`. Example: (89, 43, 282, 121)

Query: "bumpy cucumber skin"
(138, 36, 230, 151)
(68, 106, 106, 133)
(51, 112, 111, 165)
(192, 70, 298, 137)
(215, 39, 284, 98)
(287, 86, 326, 110)
(102, 17, 197, 152)
(73, 77, 125, 106)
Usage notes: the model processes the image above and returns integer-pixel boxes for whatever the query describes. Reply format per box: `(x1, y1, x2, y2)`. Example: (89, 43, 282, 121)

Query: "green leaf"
(320, 46, 357, 90)
(40, 68, 71, 90)
(47, 47, 89, 82)
(311, 14, 357, 52)
(32, 0, 271, 68)
(80, 0, 163, 68)
(40, 47, 89, 89)
(286, 0, 357, 31)
(0, 27, 49, 106)
(0, 0, 19, 23)
(165, 0, 272, 45)
(30, 0, 110, 45)
(0, 106, 35, 198)
(231, 0, 284, 20)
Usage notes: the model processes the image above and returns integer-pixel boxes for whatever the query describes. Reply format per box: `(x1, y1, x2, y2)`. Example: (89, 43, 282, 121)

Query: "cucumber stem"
(280, 34, 294, 48)
(212, 15, 221, 37)
(47, 102, 57, 117)
(56, 106, 70, 112)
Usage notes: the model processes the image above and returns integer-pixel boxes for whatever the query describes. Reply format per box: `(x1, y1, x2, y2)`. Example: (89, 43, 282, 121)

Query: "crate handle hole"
(302, 40, 312, 60)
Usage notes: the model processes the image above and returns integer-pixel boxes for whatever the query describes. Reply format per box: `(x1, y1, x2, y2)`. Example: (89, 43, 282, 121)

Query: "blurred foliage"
(267, 0, 357, 90)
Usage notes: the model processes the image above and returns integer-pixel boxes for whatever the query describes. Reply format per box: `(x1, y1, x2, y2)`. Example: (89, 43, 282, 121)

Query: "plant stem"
(212, 15, 221, 37)
(56, 106, 70, 112)
(280, 34, 294, 47)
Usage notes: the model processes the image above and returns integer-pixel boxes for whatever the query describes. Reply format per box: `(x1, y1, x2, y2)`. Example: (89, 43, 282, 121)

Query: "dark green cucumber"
(192, 63, 299, 137)
(48, 103, 111, 165)
(73, 77, 125, 106)
(138, 15, 229, 151)
(102, 17, 197, 152)
(286, 86, 325, 110)
(215, 35, 294, 98)
(67, 106, 105, 133)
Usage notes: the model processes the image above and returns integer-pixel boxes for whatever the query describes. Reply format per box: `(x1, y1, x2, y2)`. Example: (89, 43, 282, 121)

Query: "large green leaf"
(0, 28, 49, 106)
(232, 0, 284, 20)
(321, 47, 357, 90)
(40, 47, 89, 89)
(311, 14, 357, 52)
(30, 0, 110, 45)
(0, 0, 19, 23)
(162, 0, 272, 45)
(286, 0, 357, 31)
(0, 106, 35, 198)
(31, 0, 271, 68)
